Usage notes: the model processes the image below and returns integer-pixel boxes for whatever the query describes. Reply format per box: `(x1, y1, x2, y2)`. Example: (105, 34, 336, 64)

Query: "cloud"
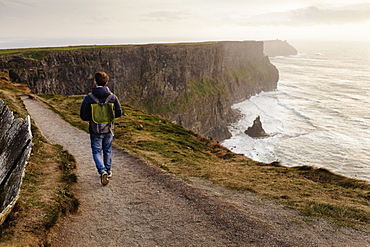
(240, 3, 370, 26)
(1, 0, 35, 7)
(0, 0, 36, 17)
(142, 10, 192, 22)
(290, 4, 370, 25)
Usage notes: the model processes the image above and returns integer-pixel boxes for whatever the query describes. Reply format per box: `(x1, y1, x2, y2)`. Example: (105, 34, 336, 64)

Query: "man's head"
(94, 72, 109, 86)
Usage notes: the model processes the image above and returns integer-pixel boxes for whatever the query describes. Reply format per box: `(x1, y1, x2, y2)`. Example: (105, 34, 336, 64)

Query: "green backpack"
(89, 93, 115, 134)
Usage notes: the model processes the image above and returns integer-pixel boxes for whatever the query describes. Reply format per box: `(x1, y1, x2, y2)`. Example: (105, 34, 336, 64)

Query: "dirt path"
(22, 96, 370, 247)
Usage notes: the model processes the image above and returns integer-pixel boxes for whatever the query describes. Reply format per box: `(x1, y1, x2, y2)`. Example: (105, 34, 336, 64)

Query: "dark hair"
(95, 72, 109, 86)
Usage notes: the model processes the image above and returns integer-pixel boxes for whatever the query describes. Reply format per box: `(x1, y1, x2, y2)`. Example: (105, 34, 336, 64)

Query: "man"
(80, 72, 122, 185)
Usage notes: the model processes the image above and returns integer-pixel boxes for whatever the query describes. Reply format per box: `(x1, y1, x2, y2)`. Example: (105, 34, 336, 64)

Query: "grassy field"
(37, 93, 370, 228)
(0, 45, 125, 61)
(0, 73, 78, 246)
(0, 42, 215, 61)
(0, 72, 370, 245)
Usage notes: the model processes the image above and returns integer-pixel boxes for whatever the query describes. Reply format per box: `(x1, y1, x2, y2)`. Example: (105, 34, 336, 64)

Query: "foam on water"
(222, 41, 370, 182)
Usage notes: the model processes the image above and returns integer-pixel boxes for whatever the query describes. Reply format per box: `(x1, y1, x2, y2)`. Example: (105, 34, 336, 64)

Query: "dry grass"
(38, 93, 370, 227)
(0, 74, 78, 246)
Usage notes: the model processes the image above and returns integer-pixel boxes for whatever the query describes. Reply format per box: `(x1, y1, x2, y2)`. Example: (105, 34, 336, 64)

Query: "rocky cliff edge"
(0, 41, 278, 141)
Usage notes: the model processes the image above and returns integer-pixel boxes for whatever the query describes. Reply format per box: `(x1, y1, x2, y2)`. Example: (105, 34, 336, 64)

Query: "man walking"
(80, 72, 122, 185)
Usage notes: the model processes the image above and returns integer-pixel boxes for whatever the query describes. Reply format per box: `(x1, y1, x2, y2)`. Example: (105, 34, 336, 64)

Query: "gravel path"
(22, 96, 370, 247)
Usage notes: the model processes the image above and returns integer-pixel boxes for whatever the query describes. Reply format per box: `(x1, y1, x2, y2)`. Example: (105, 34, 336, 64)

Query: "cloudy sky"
(1, 0, 370, 48)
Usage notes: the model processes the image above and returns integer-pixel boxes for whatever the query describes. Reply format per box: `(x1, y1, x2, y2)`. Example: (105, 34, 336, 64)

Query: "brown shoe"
(101, 171, 109, 185)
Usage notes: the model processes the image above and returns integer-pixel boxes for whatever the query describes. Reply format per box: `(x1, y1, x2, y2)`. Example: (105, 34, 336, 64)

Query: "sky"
(1, 0, 370, 48)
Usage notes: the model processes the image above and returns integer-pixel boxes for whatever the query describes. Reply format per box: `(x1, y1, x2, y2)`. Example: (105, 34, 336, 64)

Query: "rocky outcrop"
(0, 41, 278, 141)
(263, 40, 297, 57)
(0, 99, 32, 225)
(244, 116, 269, 138)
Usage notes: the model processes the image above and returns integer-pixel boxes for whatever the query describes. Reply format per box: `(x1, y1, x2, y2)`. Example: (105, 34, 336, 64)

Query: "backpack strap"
(104, 94, 114, 103)
(89, 93, 114, 104)
(88, 93, 100, 104)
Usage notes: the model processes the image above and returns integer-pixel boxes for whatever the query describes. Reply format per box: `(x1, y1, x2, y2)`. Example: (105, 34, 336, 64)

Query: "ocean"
(222, 40, 370, 183)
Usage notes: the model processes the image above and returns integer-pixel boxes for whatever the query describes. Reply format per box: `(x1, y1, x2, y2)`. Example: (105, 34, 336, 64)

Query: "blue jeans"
(90, 133, 113, 174)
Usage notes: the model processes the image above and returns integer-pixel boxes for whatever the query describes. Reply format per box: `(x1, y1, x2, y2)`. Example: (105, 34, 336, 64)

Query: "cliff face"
(263, 40, 298, 57)
(0, 41, 278, 141)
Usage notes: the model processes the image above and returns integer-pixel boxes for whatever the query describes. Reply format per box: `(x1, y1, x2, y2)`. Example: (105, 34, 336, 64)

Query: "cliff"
(0, 41, 278, 141)
(263, 40, 298, 57)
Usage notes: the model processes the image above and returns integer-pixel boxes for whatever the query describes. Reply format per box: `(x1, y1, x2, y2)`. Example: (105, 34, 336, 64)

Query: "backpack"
(89, 93, 115, 134)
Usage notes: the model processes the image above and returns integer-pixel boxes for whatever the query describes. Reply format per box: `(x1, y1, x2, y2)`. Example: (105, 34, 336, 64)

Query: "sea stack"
(244, 116, 269, 138)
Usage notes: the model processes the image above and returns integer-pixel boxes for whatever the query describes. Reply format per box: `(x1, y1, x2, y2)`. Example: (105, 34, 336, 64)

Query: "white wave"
(223, 42, 370, 182)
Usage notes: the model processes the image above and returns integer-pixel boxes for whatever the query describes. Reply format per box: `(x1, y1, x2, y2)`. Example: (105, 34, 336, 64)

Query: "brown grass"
(38, 93, 370, 227)
(0, 74, 78, 246)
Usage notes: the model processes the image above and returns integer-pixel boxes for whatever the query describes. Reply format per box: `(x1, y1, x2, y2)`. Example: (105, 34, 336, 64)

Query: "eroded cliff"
(263, 40, 298, 57)
(0, 41, 278, 141)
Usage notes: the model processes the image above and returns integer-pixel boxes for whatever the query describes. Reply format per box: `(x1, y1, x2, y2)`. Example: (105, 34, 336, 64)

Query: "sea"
(222, 40, 370, 183)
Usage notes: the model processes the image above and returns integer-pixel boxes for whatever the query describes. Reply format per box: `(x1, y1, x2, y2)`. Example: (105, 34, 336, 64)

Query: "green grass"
(37, 93, 370, 228)
(0, 45, 119, 61)
(231, 61, 277, 82)
(189, 78, 227, 98)
(0, 42, 218, 61)
(139, 78, 227, 114)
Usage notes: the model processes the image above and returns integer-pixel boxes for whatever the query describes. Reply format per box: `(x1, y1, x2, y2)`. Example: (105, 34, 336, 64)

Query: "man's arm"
(114, 96, 123, 118)
(80, 96, 92, 121)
